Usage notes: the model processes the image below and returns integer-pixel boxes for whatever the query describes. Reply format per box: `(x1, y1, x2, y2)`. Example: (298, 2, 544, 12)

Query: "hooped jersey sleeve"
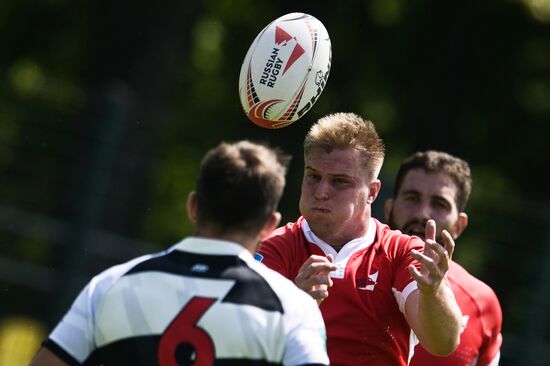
(268, 271, 329, 365)
(46, 255, 153, 364)
(46, 283, 95, 364)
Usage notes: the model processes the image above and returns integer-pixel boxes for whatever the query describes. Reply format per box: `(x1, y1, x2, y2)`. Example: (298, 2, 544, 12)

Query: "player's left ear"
(186, 191, 198, 223)
(367, 179, 382, 204)
(259, 211, 281, 240)
(452, 212, 468, 239)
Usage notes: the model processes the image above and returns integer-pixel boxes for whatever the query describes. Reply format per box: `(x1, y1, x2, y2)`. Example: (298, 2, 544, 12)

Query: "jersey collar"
(301, 218, 377, 279)
(171, 237, 254, 261)
(301, 218, 376, 255)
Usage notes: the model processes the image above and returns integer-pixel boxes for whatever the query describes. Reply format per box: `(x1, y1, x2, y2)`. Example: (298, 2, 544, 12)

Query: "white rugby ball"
(239, 12, 331, 129)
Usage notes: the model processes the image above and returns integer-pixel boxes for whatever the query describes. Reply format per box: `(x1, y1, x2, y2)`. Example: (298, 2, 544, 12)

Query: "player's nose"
(414, 203, 433, 221)
(314, 180, 330, 200)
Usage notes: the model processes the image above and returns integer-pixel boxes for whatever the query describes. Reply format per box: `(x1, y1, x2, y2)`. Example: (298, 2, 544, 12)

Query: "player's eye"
(333, 177, 350, 186)
(432, 199, 451, 210)
(305, 171, 321, 181)
(402, 194, 419, 203)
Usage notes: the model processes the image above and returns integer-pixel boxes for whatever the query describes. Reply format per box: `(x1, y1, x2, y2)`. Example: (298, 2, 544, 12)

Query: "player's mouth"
(311, 206, 331, 213)
(403, 224, 425, 239)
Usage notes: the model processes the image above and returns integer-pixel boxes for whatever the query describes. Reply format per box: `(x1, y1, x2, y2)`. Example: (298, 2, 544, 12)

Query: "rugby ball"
(239, 13, 332, 129)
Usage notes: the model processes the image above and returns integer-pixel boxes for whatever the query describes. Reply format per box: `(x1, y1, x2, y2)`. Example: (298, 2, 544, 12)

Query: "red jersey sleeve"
(379, 224, 424, 310)
(257, 227, 294, 279)
(476, 286, 503, 366)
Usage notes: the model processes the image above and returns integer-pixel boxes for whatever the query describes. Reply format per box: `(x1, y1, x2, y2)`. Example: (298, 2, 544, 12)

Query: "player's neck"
(331, 244, 345, 253)
(322, 219, 372, 252)
(193, 229, 258, 254)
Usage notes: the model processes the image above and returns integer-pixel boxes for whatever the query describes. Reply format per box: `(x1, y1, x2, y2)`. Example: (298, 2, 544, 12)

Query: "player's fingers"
(422, 238, 436, 260)
(294, 275, 313, 292)
(311, 274, 333, 286)
(295, 254, 337, 293)
(425, 240, 445, 260)
(408, 265, 425, 285)
(295, 272, 332, 291)
(426, 240, 449, 272)
(424, 219, 436, 242)
(421, 241, 440, 263)
(409, 265, 437, 294)
(298, 255, 337, 277)
(297, 278, 331, 302)
(441, 230, 455, 260)
(411, 249, 438, 274)
(309, 262, 338, 274)
(311, 291, 329, 303)
(300, 255, 330, 268)
(310, 286, 330, 305)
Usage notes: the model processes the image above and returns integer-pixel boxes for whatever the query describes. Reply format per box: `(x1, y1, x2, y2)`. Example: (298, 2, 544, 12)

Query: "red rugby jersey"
(258, 217, 424, 366)
(410, 261, 503, 366)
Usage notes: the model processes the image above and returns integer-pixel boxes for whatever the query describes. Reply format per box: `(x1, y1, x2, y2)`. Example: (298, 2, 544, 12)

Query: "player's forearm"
(410, 285, 462, 356)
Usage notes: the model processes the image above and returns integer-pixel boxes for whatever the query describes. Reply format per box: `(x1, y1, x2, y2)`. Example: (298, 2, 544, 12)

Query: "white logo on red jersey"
(358, 271, 378, 291)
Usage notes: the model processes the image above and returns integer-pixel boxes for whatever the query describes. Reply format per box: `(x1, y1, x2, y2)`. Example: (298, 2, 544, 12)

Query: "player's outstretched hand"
(409, 219, 455, 295)
(294, 254, 337, 305)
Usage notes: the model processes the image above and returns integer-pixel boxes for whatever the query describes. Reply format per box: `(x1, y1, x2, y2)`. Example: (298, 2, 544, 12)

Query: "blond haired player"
(258, 113, 462, 365)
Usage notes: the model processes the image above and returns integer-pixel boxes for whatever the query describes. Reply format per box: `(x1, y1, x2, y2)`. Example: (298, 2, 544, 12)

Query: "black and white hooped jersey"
(44, 237, 329, 366)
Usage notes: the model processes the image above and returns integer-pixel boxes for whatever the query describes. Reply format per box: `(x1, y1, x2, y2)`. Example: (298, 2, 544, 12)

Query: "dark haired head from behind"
(187, 140, 291, 253)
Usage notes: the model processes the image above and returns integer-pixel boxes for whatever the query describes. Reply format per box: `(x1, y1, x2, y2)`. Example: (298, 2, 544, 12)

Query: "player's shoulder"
(272, 217, 304, 237)
(248, 258, 318, 307)
(88, 250, 166, 298)
(248, 258, 307, 295)
(448, 261, 503, 334)
(448, 261, 501, 305)
(262, 217, 306, 247)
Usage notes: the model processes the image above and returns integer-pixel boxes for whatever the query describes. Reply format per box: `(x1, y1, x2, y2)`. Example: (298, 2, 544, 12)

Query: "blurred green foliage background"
(0, 0, 549, 364)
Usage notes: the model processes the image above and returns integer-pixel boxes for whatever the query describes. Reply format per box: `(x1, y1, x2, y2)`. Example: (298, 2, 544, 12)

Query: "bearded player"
(385, 150, 503, 366)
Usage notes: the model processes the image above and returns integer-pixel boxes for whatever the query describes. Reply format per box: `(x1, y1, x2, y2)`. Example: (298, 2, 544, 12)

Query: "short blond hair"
(304, 112, 385, 179)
